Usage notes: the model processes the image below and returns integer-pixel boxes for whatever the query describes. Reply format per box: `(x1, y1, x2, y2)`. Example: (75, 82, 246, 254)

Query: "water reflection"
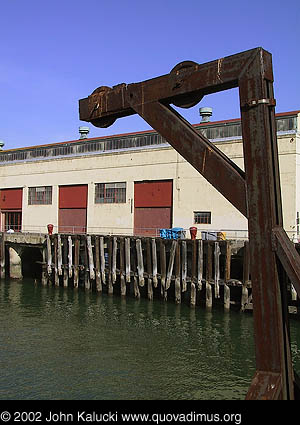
(0, 279, 299, 400)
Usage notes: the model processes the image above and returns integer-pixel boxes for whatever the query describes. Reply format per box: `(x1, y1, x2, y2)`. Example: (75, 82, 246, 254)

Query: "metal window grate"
(5, 212, 22, 232)
(198, 123, 242, 139)
(194, 211, 211, 224)
(28, 186, 52, 205)
(95, 182, 126, 204)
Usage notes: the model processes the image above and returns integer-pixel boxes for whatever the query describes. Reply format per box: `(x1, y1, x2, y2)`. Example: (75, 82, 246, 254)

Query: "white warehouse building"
(0, 110, 299, 240)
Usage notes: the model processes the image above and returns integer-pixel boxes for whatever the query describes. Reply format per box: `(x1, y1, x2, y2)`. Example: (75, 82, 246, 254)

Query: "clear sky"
(1, 0, 299, 149)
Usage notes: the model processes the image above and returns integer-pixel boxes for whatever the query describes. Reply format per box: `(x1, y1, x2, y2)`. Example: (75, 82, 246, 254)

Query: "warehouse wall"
(0, 131, 298, 238)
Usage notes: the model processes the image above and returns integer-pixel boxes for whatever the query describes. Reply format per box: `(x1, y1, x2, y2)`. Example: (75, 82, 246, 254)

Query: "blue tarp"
(160, 228, 186, 239)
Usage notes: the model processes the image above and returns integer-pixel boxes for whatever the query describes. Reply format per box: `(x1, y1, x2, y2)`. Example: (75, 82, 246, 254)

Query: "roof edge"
(2, 110, 299, 153)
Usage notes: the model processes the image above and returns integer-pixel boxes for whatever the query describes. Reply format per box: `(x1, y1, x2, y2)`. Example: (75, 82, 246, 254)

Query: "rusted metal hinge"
(242, 98, 276, 109)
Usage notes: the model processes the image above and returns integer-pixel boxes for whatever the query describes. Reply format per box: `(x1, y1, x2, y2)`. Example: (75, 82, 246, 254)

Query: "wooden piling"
(41, 245, 48, 285)
(120, 237, 126, 297)
(57, 234, 63, 276)
(0, 233, 5, 279)
(136, 239, 144, 287)
(3, 232, 265, 313)
(62, 236, 68, 287)
(190, 240, 197, 307)
(87, 235, 95, 281)
(175, 241, 181, 304)
(291, 284, 297, 301)
(95, 236, 102, 292)
(159, 239, 166, 298)
(99, 236, 106, 284)
(214, 242, 220, 298)
(190, 281, 196, 308)
(125, 237, 131, 283)
(241, 240, 250, 311)
(54, 235, 59, 286)
(112, 237, 117, 284)
(146, 238, 153, 301)
(224, 241, 231, 311)
(108, 237, 113, 295)
(68, 236, 73, 278)
(181, 240, 187, 292)
(206, 242, 213, 309)
(197, 239, 203, 290)
(74, 236, 80, 289)
(63, 266, 68, 287)
(132, 239, 140, 299)
(166, 240, 177, 291)
(46, 235, 52, 276)
(151, 238, 158, 287)
(83, 236, 90, 290)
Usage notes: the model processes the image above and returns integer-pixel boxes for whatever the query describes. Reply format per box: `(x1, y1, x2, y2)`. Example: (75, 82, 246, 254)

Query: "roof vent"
(199, 107, 212, 123)
(79, 126, 90, 139)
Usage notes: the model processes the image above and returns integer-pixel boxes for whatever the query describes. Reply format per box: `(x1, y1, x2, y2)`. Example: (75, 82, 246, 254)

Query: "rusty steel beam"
(238, 50, 294, 399)
(79, 47, 300, 400)
(79, 48, 258, 127)
(246, 371, 282, 400)
(272, 226, 300, 298)
(126, 99, 247, 217)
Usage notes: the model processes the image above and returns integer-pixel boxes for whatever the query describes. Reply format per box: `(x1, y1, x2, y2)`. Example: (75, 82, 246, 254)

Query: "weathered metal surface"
(134, 180, 173, 208)
(134, 207, 171, 237)
(0, 188, 23, 209)
(79, 48, 257, 126)
(79, 47, 300, 399)
(58, 208, 87, 234)
(59, 185, 88, 208)
(272, 226, 300, 298)
(246, 371, 282, 400)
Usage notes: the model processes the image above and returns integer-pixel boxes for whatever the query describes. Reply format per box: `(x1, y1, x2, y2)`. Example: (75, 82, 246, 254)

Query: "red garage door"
(134, 180, 173, 236)
(58, 185, 87, 233)
(0, 188, 23, 232)
(58, 208, 87, 234)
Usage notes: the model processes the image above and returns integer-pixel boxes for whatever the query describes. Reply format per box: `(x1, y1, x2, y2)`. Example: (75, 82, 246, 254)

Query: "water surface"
(0, 279, 299, 400)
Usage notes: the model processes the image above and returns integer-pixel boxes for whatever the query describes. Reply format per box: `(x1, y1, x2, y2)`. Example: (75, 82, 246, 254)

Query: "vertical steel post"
(239, 50, 293, 398)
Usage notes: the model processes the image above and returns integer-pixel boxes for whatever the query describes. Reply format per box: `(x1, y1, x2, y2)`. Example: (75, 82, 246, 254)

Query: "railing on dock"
(3, 224, 250, 239)
(4, 223, 300, 242)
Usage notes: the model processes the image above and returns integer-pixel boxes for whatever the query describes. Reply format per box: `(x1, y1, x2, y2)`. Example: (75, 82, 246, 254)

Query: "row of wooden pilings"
(42, 234, 252, 311)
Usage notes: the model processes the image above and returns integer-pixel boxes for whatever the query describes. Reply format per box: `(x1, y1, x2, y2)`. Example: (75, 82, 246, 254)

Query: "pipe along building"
(0, 109, 299, 294)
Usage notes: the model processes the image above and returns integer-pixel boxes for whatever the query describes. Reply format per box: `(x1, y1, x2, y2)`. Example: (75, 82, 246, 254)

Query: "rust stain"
(217, 57, 224, 83)
(202, 148, 207, 174)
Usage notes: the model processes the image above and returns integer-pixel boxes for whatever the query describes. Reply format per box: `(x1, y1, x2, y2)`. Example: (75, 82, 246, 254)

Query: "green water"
(0, 279, 299, 400)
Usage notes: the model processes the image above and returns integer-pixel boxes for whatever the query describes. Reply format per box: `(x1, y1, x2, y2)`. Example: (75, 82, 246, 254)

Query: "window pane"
(194, 211, 211, 224)
(95, 182, 126, 204)
(28, 186, 52, 205)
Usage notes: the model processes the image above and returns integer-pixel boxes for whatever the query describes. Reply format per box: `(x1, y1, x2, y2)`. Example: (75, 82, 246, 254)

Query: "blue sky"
(1, 0, 299, 149)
